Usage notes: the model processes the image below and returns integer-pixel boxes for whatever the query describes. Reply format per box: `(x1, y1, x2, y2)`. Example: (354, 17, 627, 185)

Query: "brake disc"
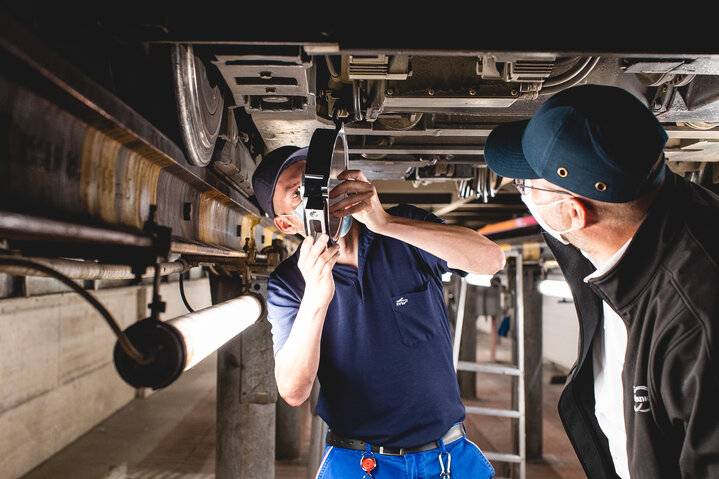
(172, 44, 224, 167)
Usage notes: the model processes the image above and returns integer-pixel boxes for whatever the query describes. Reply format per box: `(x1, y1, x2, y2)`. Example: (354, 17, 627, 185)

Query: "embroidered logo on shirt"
(633, 385, 650, 413)
(395, 297, 408, 306)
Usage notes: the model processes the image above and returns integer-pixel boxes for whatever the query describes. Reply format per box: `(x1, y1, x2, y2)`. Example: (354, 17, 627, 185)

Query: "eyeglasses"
(513, 179, 574, 196)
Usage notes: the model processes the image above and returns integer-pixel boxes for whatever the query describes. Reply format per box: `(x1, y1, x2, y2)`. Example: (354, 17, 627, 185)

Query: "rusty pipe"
(0, 211, 153, 247)
(0, 255, 191, 280)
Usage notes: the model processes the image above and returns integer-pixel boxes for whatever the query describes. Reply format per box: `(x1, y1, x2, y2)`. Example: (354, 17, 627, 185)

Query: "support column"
(458, 284, 478, 399)
(212, 276, 277, 479)
(275, 397, 301, 460)
(522, 263, 543, 460)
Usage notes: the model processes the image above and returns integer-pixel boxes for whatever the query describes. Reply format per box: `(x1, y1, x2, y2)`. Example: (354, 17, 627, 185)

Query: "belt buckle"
(379, 446, 404, 456)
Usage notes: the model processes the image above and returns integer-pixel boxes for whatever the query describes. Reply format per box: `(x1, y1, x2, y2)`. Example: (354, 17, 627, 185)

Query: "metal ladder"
(452, 251, 526, 479)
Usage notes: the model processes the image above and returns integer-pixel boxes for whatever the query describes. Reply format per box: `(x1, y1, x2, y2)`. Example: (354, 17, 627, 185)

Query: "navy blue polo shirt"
(267, 204, 466, 447)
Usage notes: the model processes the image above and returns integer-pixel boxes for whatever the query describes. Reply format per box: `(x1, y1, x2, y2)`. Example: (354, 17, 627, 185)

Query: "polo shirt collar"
(335, 222, 375, 301)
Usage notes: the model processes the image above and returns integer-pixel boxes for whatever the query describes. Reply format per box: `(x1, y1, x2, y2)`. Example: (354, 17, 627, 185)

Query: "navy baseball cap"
(251, 146, 308, 217)
(484, 84, 669, 203)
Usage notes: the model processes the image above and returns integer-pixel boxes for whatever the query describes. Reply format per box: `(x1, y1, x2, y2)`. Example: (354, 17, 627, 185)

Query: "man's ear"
(566, 198, 590, 229)
(274, 215, 300, 234)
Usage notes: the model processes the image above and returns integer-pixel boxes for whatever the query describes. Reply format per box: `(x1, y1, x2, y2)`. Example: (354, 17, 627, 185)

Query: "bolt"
(511, 89, 518, 96)
(469, 88, 477, 96)
(427, 89, 435, 96)
(385, 89, 394, 96)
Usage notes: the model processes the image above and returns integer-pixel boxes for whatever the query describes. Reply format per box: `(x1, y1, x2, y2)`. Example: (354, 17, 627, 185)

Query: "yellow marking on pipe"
(241, 214, 261, 245)
(81, 128, 121, 223)
(198, 189, 242, 248)
(119, 149, 163, 229)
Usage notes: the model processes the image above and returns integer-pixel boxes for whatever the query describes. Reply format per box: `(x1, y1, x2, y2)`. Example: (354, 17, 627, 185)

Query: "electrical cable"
(178, 273, 195, 313)
(0, 256, 148, 364)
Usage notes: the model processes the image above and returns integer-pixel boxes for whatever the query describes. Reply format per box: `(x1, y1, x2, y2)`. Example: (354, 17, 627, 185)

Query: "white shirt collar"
(583, 238, 633, 283)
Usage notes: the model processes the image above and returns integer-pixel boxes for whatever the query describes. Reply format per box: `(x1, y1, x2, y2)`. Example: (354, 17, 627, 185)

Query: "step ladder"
(452, 251, 526, 479)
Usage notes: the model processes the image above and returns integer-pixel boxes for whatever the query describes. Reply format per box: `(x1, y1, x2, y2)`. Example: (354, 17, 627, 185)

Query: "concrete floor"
(20, 334, 585, 479)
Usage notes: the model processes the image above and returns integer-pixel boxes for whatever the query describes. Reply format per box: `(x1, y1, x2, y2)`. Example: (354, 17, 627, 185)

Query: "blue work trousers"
(315, 437, 495, 478)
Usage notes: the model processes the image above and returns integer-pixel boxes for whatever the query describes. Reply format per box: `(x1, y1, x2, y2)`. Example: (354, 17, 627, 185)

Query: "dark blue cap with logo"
(251, 146, 308, 217)
(484, 84, 668, 203)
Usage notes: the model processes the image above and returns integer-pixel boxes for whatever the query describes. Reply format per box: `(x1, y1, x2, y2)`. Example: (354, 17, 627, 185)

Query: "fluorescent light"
(114, 294, 264, 389)
(537, 279, 573, 299)
(465, 274, 494, 287)
(171, 295, 263, 370)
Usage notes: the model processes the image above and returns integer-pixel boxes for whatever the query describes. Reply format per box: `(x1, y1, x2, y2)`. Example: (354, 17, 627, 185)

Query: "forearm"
(375, 215, 505, 274)
(274, 294, 329, 407)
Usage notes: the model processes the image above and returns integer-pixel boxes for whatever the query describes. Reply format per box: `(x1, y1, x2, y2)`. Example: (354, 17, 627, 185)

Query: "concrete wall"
(0, 273, 212, 479)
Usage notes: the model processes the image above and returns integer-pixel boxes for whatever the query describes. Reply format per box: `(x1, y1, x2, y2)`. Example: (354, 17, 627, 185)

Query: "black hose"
(0, 257, 148, 364)
(178, 273, 195, 313)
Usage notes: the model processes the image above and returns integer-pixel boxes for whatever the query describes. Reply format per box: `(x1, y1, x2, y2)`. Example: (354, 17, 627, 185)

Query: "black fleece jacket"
(546, 171, 719, 479)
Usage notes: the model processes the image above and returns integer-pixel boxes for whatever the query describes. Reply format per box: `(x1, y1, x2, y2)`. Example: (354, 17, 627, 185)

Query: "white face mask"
(282, 201, 308, 234)
(278, 188, 352, 239)
(521, 194, 579, 245)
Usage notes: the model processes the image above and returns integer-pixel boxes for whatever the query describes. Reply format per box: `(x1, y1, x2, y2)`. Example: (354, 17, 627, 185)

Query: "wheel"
(172, 44, 224, 167)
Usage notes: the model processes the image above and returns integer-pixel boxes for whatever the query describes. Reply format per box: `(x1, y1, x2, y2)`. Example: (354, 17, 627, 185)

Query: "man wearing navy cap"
(252, 145, 505, 478)
(484, 84, 719, 478)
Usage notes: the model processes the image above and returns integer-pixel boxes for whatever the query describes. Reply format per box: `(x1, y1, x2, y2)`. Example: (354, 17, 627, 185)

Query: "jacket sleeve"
(658, 324, 719, 477)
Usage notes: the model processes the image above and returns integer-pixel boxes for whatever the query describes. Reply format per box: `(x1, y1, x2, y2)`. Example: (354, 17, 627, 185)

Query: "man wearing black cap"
(252, 145, 505, 478)
(484, 84, 719, 478)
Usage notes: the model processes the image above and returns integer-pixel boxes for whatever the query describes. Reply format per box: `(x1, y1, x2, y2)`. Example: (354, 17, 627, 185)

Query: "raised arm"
(273, 234, 339, 407)
(329, 170, 505, 275)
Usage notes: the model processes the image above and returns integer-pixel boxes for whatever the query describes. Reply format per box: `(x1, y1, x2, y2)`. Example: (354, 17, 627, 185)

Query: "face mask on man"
(278, 185, 352, 239)
(521, 193, 579, 245)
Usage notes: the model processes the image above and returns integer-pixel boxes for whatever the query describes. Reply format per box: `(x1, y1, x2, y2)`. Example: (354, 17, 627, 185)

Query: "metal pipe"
(540, 57, 601, 96)
(0, 255, 190, 280)
(542, 57, 594, 88)
(0, 211, 152, 247)
(353, 80, 363, 122)
(325, 55, 340, 79)
(170, 240, 248, 258)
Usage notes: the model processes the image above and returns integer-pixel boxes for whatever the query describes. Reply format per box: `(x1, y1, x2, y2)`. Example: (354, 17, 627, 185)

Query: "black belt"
(325, 423, 466, 456)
